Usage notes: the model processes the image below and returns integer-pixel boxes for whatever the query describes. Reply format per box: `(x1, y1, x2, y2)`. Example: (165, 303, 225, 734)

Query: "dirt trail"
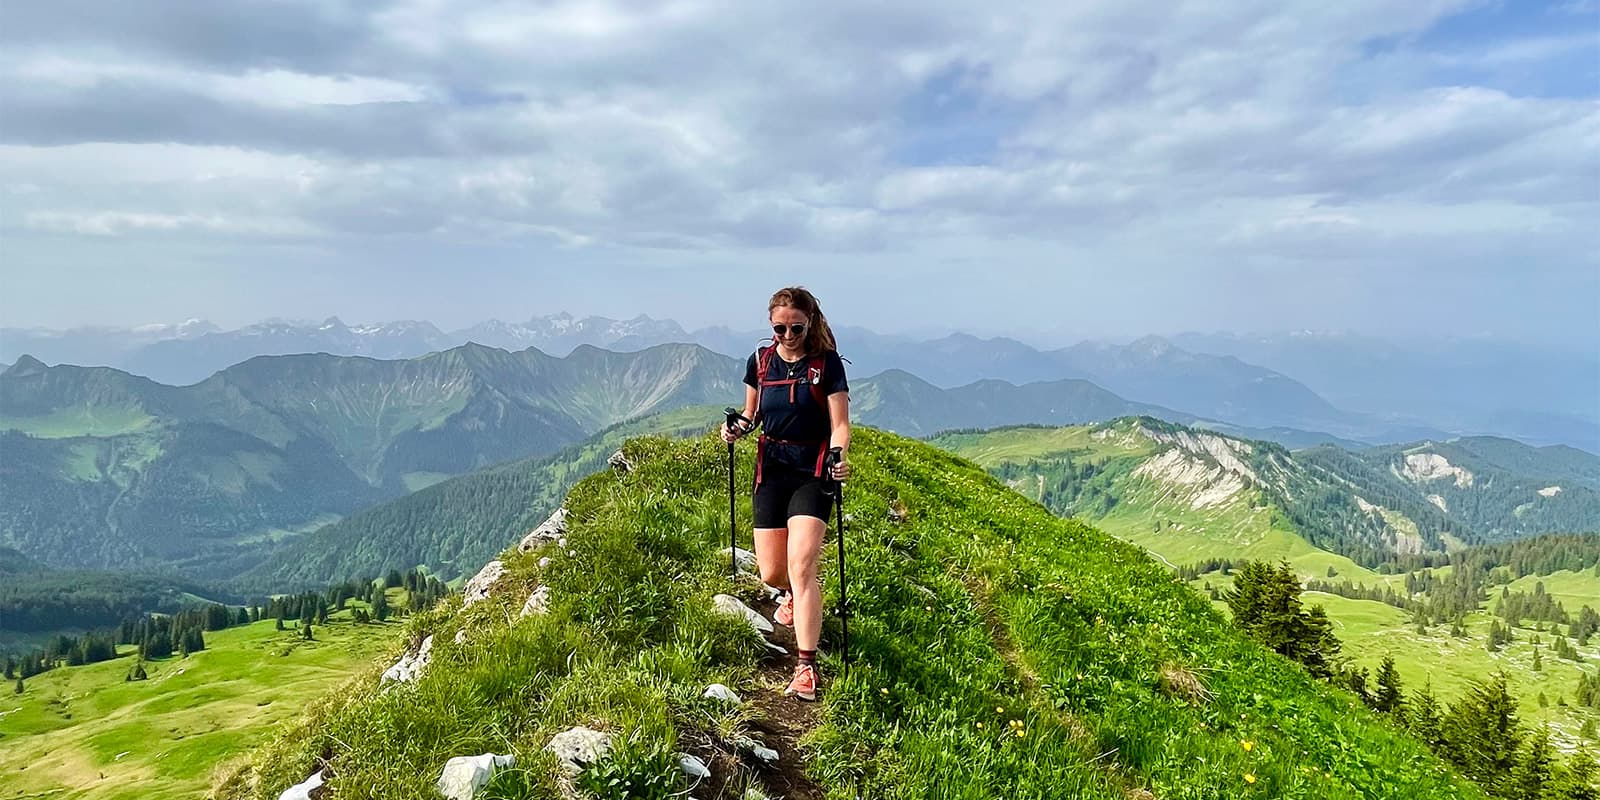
(688, 589, 825, 800)
(743, 593, 825, 800)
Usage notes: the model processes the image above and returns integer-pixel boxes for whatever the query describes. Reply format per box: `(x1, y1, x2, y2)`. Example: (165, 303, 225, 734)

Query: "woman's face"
(770, 304, 809, 343)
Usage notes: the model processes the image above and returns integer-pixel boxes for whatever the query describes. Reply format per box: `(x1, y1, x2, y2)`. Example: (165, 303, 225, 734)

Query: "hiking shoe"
(785, 663, 818, 701)
(774, 592, 794, 626)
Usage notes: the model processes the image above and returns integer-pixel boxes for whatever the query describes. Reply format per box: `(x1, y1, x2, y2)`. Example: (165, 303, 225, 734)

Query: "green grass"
(936, 422, 1600, 759)
(939, 422, 1390, 585)
(221, 429, 1484, 799)
(932, 422, 1157, 466)
(1184, 575, 1600, 754)
(0, 405, 157, 438)
(0, 611, 402, 800)
(401, 471, 454, 492)
(1504, 570, 1600, 614)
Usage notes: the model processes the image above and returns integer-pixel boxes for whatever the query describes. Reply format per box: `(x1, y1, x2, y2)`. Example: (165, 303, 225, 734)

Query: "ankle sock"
(797, 649, 817, 666)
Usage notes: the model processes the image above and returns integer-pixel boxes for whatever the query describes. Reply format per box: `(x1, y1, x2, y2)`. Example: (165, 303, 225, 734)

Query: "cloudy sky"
(1, 0, 1595, 345)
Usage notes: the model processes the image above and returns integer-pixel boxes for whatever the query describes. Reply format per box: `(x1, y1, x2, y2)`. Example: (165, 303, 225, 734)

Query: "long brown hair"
(768, 286, 838, 355)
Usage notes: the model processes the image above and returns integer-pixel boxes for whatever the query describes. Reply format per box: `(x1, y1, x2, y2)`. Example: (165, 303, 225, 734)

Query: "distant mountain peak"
(3, 354, 48, 376)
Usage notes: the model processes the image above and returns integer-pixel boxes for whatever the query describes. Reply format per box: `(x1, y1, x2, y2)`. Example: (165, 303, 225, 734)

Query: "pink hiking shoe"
(785, 663, 818, 701)
(774, 592, 795, 626)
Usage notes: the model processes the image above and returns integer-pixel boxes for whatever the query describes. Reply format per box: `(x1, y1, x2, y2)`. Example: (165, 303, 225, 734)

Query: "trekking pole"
(723, 408, 751, 579)
(825, 447, 850, 677)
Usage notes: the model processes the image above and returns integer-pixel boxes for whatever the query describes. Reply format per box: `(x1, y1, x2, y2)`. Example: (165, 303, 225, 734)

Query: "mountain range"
(1, 342, 1223, 579)
(935, 418, 1600, 574)
(7, 314, 1593, 450)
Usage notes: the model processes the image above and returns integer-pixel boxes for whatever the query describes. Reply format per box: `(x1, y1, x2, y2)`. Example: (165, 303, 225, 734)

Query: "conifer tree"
(14, 677, 22, 694)
(1374, 656, 1403, 714)
(1548, 746, 1597, 800)
(1408, 682, 1445, 749)
(1511, 728, 1553, 799)
(1441, 673, 1523, 795)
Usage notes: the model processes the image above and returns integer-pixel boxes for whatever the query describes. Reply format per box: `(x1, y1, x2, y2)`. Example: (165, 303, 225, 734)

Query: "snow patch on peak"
(1538, 486, 1562, 498)
(1427, 494, 1448, 512)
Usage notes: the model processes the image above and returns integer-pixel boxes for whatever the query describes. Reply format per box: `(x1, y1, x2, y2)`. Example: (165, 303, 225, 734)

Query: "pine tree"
(1549, 746, 1597, 800)
(373, 589, 390, 622)
(1408, 682, 1444, 749)
(275, 617, 284, 632)
(1533, 644, 1543, 672)
(1511, 728, 1554, 799)
(13, 677, 22, 694)
(302, 623, 314, 641)
(1441, 673, 1524, 795)
(1374, 656, 1403, 714)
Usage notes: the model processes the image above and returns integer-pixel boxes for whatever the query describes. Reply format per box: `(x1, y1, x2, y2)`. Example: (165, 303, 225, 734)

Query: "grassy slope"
(0, 605, 403, 800)
(222, 429, 1482, 799)
(1184, 582, 1600, 753)
(936, 422, 1387, 583)
(939, 422, 1600, 752)
(1504, 570, 1600, 614)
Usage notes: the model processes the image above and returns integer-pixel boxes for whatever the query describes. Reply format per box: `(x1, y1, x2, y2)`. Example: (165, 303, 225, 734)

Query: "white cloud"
(0, 0, 1593, 341)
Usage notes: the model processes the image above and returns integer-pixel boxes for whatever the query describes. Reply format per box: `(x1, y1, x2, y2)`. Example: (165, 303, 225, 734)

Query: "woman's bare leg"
(785, 515, 826, 651)
(753, 528, 790, 592)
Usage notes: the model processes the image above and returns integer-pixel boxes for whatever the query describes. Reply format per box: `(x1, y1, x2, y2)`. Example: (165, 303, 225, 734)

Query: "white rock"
(277, 770, 324, 800)
(538, 557, 551, 569)
(436, 753, 514, 800)
(520, 586, 551, 617)
(761, 583, 783, 602)
(679, 753, 711, 780)
(454, 629, 469, 645)
(547, 726, 613, 776)
(721, 547, 758, 574)
(517, 508, 568, 553)
(736, 738, 779, 764)
(703, 683, 743, 706)
(463, 560, 506, 607)
(763, 641, 789, 655)
(608, 449, 632, 472)
(712, 594, 773, 635)
(380, 634, 434, 684)
(557, 537, 568, 548)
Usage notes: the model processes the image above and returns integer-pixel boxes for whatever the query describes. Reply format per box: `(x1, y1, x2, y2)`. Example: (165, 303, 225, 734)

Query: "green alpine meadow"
(208, 428, 1492, 799)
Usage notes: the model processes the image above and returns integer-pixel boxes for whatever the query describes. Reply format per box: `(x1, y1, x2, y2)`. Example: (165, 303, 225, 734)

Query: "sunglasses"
(772, 323, 807, 337)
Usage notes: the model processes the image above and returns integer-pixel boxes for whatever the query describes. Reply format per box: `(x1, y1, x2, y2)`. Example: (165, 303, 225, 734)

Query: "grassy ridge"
(939, 421, 1600, 753)
(223, 428, 1482, 799)
(0, 608, 402, 800)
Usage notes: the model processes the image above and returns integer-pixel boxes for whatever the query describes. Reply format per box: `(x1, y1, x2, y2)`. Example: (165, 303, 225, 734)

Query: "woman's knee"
(760, 560, 789, 587)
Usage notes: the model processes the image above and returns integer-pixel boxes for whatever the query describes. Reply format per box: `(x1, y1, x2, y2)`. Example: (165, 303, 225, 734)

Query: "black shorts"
(753, 464, 835, 529)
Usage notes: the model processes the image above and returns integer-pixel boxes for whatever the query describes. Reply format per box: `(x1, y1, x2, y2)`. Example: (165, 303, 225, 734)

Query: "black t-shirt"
(743, 348, 848, 473)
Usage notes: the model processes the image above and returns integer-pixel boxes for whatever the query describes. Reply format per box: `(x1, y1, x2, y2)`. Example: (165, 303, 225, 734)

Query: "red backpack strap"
(806, 353, 830, 417)
(753, 342, 775, 487)
(754, 342, 777, 421)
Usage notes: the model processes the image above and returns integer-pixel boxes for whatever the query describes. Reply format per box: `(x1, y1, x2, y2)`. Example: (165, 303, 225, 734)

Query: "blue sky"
(0, 1, 1594, 347)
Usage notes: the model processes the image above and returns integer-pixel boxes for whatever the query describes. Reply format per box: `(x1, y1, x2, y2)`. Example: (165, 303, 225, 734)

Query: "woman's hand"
(829, 456, 851, 481)
(720, 422, 741, 443)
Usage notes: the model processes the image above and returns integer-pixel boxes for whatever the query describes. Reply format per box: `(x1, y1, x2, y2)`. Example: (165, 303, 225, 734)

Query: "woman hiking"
(720, 286, 851, 701)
